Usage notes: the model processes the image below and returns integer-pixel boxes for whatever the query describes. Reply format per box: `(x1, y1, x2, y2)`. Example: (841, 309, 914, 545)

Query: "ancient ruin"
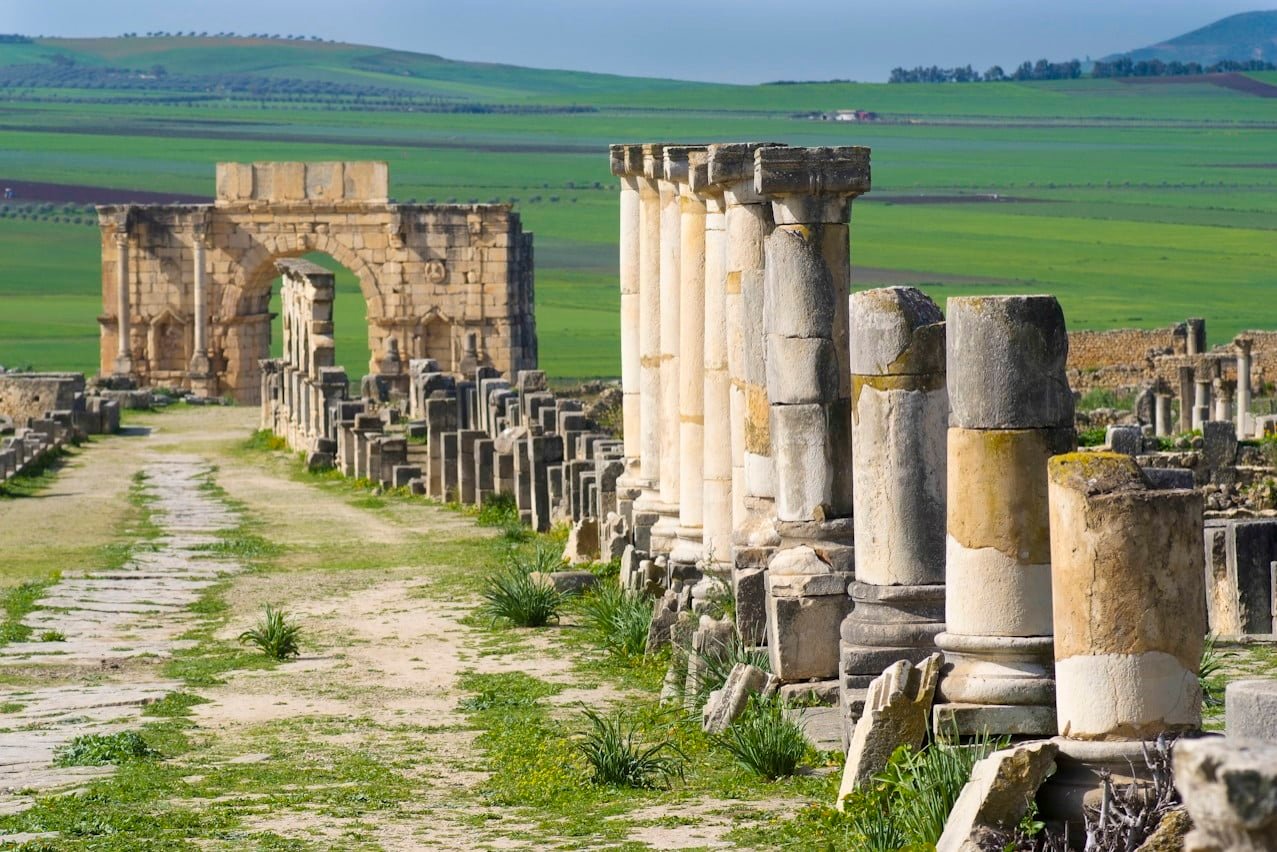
(98, 161, 536, 403)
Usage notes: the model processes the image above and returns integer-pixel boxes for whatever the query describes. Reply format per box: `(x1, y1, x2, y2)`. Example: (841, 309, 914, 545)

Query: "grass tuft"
(237, 604, 302, 660)
(480, 544, 568, 628)
(574, 583, 652, 660)
(713, 694, 808, 780)
(575, 706, 685, 788)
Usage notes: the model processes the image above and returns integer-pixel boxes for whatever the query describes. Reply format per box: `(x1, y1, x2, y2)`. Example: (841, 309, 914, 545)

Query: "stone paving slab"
(0, 457, 243, 816)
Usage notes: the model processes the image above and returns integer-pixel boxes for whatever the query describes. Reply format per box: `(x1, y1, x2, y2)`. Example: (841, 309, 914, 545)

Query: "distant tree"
(985, 64, 1005, 82)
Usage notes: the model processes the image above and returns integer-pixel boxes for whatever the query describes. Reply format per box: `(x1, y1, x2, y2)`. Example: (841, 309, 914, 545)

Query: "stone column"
(1048, 452, 1204, 739)
(1154, 391, 1173, 437)
(630, 144, 666, 554)
(1215, 378, 1234, 423)
(709, 142, 781, 645)
(690, 151, 732, 575)
(1237, 337, 1253, 437)
(841, 287, 948, 739)
(666, 145, 707, 578)
(113, 228, 134, 376)
(756, 146, 868, 682)
(1186, 317, 1205, 355)
(1178, 365, 1195, 432)
(933, 295, 1075, 737)
(650, 143, 682, 557)
(1194, 376, 1212, 431)
(609, 145, 643, 508)
(1039, 452, 1204, 829)
(189, 220, 213, 384)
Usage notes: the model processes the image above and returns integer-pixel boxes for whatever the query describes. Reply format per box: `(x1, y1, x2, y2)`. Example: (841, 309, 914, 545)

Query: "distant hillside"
(1116, 10, 1277, 65)
(0, 35, 695, 105)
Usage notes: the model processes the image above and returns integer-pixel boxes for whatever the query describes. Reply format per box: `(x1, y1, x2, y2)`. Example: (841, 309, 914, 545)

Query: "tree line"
(889, 57, 1276, 83)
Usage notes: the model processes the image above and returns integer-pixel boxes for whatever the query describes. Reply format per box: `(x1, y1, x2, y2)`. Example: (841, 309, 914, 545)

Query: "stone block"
(946, 296, 1072, 430)
(766, 583, 852, 681)
(732, 563, 768, 647)
(1144, 467, 1195, 490)
(391, 465, 421, 489)
(529, 570, 596, 595)
(1227, 679, 1277, 742)
(702, 663, 771, 734)
(837, 654, 943, 806)
(563, 517, 600, 565)
(1203, 420, 1238, 472)
(1175, 737, 1277, 852)
(1107, 424, 1143, 456)
(935, 741, 1059, 852)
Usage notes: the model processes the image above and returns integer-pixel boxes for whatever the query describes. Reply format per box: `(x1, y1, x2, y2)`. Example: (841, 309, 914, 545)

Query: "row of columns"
(1151, 337, 1255, 438)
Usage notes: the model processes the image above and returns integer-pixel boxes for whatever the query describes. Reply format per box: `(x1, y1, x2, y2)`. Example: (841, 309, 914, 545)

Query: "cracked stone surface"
(0, 457, 241, 813)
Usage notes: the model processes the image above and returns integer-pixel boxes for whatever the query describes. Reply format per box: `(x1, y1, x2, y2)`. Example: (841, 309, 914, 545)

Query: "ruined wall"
(0, 373, 86, 427)
(99, 161, 536, 405)
(1067, 324, 1188, 371)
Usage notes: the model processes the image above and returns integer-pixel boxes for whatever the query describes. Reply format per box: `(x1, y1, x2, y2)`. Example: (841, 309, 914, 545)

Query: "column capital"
(1235, 336, 1254, 356)
(113, 230, 130, 248)
(754, 145, 871, 198)
(609, 143, 644, 178)
(640, 144, 665, 180)
(706, 142, 785, 186)
(662, 145, 708, 184)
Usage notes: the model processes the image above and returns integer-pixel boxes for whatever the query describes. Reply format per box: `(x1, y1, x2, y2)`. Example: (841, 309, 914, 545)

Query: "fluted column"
(631, 144, 668, 554)
(644, 145, 686, 558)
(666, 146, 708, 577)
(757, 146, 868, 682)
(709, 142, 781, 644)
(610, 144, 644, 515)
(690, 151, 732, 574)
(113, 228, 134, 376)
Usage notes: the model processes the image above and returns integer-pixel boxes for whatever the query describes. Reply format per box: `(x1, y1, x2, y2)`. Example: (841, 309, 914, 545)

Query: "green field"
(0, 36, 1274, 380)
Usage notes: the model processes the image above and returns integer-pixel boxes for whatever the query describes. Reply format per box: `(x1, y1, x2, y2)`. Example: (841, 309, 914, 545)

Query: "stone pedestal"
(840, 287, 948, 738)
(1194, 377, 1212, 431)
(933, 295, 1074, 737)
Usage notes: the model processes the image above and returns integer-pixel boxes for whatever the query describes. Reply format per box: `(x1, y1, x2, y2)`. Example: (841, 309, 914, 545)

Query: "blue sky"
(1, 0, 1267, 82)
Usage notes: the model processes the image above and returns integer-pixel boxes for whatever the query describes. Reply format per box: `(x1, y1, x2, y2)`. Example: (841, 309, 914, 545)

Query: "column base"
(648, 503, 681, 557)
(670, 526, 704, 570)
(113, 355, 134, 376)
(932, 631, 1056, 737)
(1036, 738, 1160, 839)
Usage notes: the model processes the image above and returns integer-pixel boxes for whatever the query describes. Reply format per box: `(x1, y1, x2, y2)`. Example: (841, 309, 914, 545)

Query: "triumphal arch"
(97, 161, 537, 403)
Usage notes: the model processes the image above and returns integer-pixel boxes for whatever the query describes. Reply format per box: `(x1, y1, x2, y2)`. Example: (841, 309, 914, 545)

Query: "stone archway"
(98, 161, 537, 403)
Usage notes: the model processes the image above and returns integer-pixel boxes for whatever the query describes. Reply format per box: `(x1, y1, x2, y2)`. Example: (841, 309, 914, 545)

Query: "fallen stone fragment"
(836, 653, 943, 808)
(1175, 737, 1277, 852)
(934, 740, 1058, 852)
(702, 663, 770, 734)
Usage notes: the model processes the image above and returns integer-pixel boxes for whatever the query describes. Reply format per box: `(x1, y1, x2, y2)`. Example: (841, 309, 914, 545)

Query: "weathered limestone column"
(1193, 376, 1213, 431)
(1039, 452, 1204, 829)
(1214, 378, 1234, 423)
(1186, 317, 1205, 355)
(689, 151, 732, 575)
(709, 142, 781, 644)
(1047, 453, 1204, 739)
(631, 144, 666, 554)
(1178, 365, 1195, 432)
(189, 219, 213, 382)
(113, 228, 134, 376)
(650, 143, 682, 557)
(1236, 337, 1253, 437)
(1154, 390, 1173, 437)
(667, 145, 707, 578)
(757, 146, 868, 681)
(609, 145, 643, 505)
(933, 296, 1075, 737)
(841, 287, 947, 737)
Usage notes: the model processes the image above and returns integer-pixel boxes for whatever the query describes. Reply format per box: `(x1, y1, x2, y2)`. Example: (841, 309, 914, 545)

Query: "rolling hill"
(1117, 10, 1277, 65)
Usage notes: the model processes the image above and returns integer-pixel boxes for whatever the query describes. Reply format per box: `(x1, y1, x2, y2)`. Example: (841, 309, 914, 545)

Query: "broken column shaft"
(841, 286, 948, 739)
(933, 295, 1075, 737)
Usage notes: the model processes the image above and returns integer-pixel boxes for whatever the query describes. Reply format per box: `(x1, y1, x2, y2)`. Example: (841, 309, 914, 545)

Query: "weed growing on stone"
(0, 580, 53, 645)
(238, 604, 303, 660)
(37, 630, 64, 642)
(712, 693, 809, 780)
(54, 731, 159, 767)
(687, 635, 771, 710)
(575, 706, 686, 788)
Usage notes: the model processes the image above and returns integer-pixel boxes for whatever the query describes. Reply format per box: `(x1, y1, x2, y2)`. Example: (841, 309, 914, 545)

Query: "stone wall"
(98, 161, 536, 404)
(0, 373, 85, 427)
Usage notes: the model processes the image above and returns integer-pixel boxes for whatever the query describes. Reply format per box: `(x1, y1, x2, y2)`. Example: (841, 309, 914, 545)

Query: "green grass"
(1, 39, 1275, 379)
